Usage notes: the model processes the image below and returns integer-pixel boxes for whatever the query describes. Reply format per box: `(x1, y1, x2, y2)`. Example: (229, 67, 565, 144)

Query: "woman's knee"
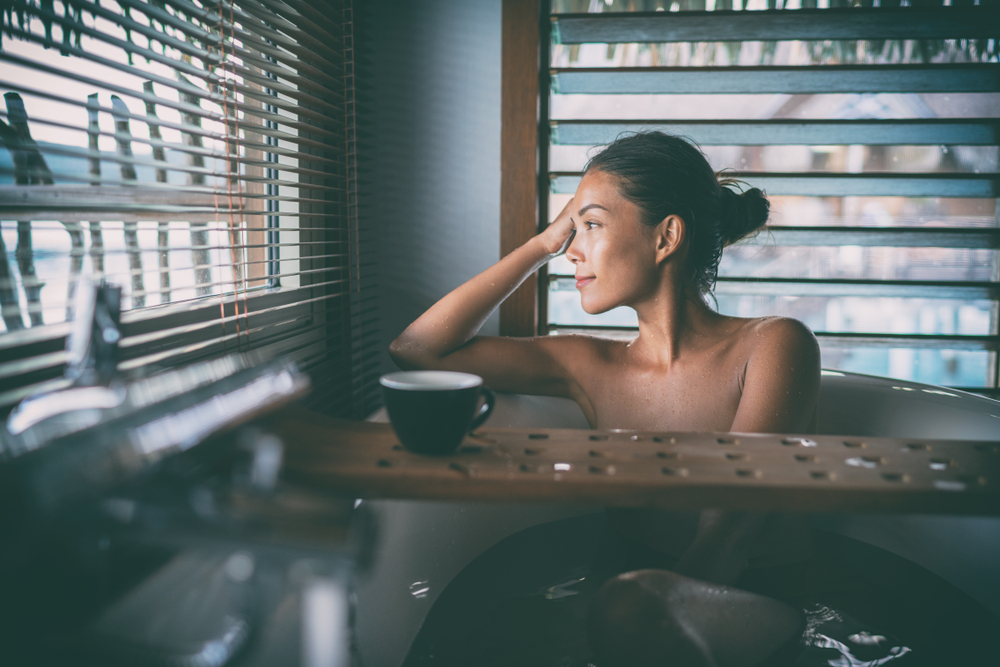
(589, 570, 715, 667)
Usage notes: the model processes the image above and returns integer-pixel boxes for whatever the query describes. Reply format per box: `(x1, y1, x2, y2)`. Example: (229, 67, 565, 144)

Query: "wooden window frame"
(500, 0, 548, 337)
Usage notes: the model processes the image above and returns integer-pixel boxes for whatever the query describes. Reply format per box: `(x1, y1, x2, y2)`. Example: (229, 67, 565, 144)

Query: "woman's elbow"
(388, 337, 414, 369)
(388, 335, 433, 370)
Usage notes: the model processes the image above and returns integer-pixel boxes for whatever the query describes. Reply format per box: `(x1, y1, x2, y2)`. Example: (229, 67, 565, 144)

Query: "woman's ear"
(654, 214, 685, 264)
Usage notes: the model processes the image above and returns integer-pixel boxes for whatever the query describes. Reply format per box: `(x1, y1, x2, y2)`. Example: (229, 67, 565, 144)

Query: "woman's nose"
(565, 234, 582, 263)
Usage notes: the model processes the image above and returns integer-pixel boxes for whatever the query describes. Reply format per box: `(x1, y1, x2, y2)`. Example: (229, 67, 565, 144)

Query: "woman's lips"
(575, 276, 595, 289)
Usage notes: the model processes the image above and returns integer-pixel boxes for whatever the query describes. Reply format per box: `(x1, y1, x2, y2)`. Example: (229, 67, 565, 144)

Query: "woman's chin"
(580, 300, 612, 316)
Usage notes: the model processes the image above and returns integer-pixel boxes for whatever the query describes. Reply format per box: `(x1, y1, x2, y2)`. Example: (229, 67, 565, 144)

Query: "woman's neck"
(629, 278, 728, 368)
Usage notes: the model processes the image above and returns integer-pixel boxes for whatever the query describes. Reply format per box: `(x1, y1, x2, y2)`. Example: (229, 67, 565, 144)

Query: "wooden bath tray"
(272, 409, 1000, 515)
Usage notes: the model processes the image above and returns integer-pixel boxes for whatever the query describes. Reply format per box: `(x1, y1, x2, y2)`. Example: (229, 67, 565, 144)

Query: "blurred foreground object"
(3, 351, 309, 517)
(3, 279, 309, 516)
(0, 283, 372, 667)
(5, 279, 124, 449)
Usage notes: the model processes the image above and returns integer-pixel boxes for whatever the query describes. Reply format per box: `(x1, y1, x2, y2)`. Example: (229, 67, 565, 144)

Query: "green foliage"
(0, 0, 219, 61)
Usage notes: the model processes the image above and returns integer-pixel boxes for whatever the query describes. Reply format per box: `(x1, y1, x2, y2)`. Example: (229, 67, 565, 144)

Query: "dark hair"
(583, 132, 769, 294)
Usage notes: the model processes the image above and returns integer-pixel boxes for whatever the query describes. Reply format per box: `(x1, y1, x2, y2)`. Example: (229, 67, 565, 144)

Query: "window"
(538, 0, 999, 396)
(0, 0, 379, 418)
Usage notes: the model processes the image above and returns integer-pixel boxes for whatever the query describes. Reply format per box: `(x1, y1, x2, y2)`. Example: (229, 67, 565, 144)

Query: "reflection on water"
(410, 581, 431, 599)
(799, 603, 912, 666)
(543, 576, 586, 600)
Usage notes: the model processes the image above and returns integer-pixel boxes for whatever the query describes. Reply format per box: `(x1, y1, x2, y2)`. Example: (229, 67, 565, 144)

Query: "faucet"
(5, 281, 125, 446)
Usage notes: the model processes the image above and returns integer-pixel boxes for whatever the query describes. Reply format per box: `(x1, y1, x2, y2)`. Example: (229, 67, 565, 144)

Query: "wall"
(353, 4, 502, 661)
(355, 0, 503, 399)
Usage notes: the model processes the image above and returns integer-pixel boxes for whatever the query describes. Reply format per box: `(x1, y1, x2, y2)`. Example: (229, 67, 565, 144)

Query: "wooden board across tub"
(271, 408, 1000, 515)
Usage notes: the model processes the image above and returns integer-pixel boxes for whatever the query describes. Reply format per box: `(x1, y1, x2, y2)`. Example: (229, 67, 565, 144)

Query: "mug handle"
(469, 386, 496, 431)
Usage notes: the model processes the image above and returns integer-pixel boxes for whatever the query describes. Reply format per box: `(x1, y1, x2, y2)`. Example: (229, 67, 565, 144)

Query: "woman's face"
(565, 170, 661, 315)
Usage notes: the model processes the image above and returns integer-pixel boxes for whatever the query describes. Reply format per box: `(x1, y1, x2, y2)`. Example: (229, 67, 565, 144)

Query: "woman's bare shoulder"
(724, 316, 819, 374)
(538, 332, 626, 362)
(713, 315, 815, 357)
(730, 317, 821, 433)
(740, 317, 821, 382)
(746, 316, 816, 343)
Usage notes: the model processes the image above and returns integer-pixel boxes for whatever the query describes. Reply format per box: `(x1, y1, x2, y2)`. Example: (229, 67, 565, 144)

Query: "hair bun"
(719, 186, 769, 246)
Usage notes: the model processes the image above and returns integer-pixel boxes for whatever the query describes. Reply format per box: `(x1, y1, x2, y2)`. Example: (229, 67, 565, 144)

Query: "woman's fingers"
(555, 196, 575, 224)
(539, 198, 577, 255)
(554, 228, 576, 256)
(539, 217, 575, 255)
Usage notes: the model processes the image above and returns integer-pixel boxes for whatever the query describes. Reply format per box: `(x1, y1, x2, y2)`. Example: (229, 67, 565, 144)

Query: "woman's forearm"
(389, 235, 555, 369)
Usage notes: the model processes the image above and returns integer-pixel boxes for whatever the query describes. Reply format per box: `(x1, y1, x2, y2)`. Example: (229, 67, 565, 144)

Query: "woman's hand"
(537, 197, 576, 256)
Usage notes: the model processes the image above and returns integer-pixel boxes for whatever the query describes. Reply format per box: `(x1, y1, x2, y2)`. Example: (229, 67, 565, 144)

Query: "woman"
(390, 132, 820, 666)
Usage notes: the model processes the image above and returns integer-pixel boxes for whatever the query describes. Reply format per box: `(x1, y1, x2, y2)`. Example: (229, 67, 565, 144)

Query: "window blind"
(544, 0, 1000, 397)
(0, 0, 380, 418)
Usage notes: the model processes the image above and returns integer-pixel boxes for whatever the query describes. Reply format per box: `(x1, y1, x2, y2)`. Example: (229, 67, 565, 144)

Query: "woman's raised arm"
(388, 201, 581, 397)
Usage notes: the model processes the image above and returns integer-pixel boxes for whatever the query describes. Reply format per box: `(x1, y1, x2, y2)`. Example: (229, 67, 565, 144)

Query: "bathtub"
(353, 370, 1000, 667)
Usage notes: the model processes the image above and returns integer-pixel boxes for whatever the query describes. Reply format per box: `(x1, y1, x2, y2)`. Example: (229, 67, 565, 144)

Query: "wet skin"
(390, 169, 821, 665)
(390, 170, 819, 437)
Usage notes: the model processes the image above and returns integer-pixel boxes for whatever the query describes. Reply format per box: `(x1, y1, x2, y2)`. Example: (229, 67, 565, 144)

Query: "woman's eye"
(584, 221, 598, 230)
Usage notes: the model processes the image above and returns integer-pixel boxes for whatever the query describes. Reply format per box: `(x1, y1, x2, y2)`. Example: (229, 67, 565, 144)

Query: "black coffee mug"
(380, 371, 496, 455)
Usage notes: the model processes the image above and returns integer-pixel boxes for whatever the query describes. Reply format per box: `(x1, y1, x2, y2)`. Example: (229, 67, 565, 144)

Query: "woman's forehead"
(576, 172, 649, 226)
(575, 170, 627, 213)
